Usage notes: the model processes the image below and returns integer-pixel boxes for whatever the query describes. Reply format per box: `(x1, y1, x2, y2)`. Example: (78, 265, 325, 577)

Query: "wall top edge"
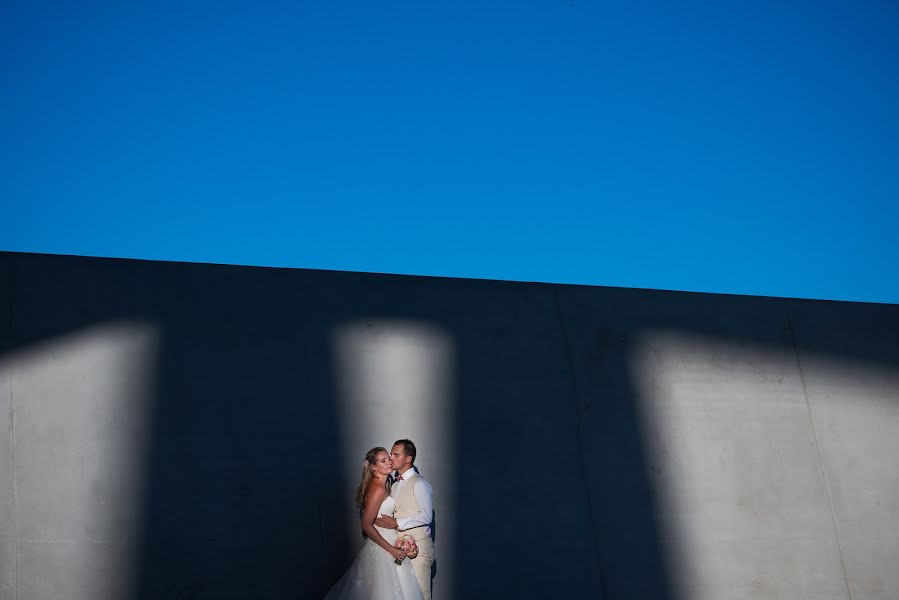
(1, 249, 895, 309)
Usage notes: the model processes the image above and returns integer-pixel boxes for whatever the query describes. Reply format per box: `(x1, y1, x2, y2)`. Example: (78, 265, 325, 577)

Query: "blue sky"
(2, 1, 898, 304)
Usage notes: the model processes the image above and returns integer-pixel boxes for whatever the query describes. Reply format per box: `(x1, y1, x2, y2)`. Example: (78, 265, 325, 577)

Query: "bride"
(325, 447, 425, 600)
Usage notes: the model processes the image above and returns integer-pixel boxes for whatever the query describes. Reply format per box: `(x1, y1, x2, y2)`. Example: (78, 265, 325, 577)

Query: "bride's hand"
(390, 546, 407, 562)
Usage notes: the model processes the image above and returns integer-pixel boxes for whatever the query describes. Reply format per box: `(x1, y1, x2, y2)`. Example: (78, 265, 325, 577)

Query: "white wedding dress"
(324, 495, 424, 600)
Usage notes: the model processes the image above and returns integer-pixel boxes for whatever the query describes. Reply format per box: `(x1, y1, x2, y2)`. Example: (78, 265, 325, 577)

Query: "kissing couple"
(325, 439, 435, 600)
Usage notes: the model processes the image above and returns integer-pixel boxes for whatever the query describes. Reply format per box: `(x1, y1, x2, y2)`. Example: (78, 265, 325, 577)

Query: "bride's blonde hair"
(355, 447, 390, 510)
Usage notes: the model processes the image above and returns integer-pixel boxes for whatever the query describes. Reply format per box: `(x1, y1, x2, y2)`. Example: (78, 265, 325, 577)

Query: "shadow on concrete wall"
(2, 252, 898, 599)
(3, 255, 355, 598)
(128, 263, 357, 598)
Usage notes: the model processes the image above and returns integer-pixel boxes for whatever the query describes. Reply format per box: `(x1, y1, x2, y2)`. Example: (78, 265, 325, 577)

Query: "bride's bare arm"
(361, 486, 406, 561)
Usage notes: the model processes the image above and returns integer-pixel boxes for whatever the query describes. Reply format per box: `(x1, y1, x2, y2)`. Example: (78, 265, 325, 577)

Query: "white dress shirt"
(392, 468, 433, 537)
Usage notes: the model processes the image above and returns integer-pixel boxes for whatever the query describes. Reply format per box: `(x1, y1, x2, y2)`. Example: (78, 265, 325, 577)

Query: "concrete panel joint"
(787, 313, 853, 600)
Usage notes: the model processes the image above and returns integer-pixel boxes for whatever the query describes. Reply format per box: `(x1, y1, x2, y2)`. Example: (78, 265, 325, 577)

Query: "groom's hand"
(375, 514, 398, 529)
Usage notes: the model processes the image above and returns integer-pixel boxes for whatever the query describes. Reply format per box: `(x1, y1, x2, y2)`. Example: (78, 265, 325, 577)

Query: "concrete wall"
(0, 251, 896, 600)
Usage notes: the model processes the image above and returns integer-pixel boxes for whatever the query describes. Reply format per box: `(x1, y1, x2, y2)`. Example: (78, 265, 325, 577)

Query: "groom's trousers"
(410, 536, 434, 599)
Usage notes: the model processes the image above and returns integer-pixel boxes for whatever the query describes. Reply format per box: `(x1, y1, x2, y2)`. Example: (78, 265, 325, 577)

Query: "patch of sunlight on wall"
(785, 351, 899, 600)
(332, 319, 455, 596)
(4, 321, 160, 599)
(628, 331, 853, 600)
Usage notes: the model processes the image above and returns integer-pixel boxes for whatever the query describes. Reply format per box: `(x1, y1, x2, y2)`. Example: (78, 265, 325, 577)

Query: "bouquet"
(394, 534, 419, 565)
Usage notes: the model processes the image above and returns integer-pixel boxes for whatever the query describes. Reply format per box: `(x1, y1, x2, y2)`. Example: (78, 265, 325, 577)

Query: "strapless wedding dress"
(324, 495, 424, 600)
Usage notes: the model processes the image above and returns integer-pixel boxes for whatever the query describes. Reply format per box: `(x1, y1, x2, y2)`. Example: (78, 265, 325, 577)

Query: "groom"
(376, 439, 435, 598)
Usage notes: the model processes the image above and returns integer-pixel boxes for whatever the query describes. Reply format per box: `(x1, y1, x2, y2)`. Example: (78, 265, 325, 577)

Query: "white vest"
(394, 472, 429, 541)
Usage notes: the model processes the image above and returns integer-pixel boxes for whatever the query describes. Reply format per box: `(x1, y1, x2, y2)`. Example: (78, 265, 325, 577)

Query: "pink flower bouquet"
(394, 534, 419, 565)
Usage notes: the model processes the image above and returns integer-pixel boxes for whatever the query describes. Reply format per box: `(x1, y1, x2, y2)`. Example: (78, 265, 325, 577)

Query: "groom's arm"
(396, 479, 433, 531)
(374, 513, 397, 528)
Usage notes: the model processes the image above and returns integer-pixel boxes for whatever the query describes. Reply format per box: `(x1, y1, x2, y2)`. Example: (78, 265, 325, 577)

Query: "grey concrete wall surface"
(0, 251, 897, 600)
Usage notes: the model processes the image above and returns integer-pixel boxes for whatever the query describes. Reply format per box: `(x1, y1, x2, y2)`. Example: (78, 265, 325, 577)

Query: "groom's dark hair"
(393, 439, 416, 464)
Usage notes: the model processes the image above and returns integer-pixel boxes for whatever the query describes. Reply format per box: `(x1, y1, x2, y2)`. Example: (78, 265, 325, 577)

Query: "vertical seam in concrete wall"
(552, 286, 606, 600)
(6, 260, 16, 600)
(787, 313, 853, 600)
